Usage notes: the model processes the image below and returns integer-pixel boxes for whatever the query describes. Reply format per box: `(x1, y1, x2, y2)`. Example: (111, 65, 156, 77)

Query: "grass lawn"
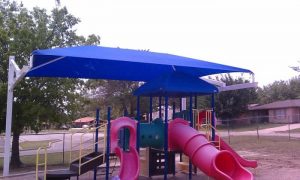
(0, 149, 95, 170)
(217, 123, 284, 132)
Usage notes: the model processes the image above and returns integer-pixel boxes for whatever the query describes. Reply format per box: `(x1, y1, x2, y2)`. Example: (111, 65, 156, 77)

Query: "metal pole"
(123, 109, 128, 151)
(179, 97, 182, 111)
(172, 102, 176, 119)
(105, 107, 111, 180)
(94, 108, 100, 180)
(159, 96, 162, 119)
(193, 96, 197, 174)
(3, 56, 15, 176)
(62, 133, 65, 164)
(211, 94, 215, 141)
(150, 96, 153, 122)
(164, 96, 169, 180)
(136, 96, 140, 153)
(189, 95, 193, 180)
(179, 97, 183, 162)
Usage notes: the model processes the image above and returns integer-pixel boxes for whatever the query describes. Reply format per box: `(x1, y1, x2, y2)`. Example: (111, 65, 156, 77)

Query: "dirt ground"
(226, 136, 300, 180)
(2, 135, 300, 179)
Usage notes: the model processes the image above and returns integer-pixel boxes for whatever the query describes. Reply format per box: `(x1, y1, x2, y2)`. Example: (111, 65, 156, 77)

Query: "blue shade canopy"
(134, 72, 218, 97)
(26, 46, 252, 81)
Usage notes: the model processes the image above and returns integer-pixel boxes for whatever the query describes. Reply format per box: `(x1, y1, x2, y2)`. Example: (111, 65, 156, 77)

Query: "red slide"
(214, 135, 258, 168)
(169, 118, 253, 180)
(115, 146, 139, 180)
(110, 117, 140, 180)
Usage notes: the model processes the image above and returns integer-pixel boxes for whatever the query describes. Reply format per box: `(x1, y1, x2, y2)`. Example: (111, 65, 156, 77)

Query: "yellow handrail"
(193, 109, 221, 150)
(69, 124, 107, 164)
(35, 142, 52, 180)
(77, 123, 107, 175)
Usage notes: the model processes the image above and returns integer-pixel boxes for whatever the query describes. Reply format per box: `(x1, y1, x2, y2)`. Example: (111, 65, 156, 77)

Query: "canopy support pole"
(159, 96, 162, 119)
(172, 102, 176, 119)
(94, 108, 100, 180)
(164, 96, 169, 180)
(3, 56, 29, 176)
(149, 96, 153, 122)
(189, 95, 193, 180)
(211, 94, 215, 141)
(136, 96, 140, 153)
(105, 107, 111, 180)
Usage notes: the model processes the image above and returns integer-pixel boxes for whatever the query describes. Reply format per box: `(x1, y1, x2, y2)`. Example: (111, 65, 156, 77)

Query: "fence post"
(227, 119, 230, 144)
(288, 115, 291, 141)
(256, 116, 259, 142)
(62, 133, 65, 164)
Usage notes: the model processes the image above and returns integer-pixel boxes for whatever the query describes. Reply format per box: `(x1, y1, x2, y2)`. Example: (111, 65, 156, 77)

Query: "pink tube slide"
(169, 118, 253, 180)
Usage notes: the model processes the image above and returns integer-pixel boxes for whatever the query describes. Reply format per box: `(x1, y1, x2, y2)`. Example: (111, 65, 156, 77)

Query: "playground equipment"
(169, 118, 253, 180)
(36, 116, 108, 180)
(110, 117, 140, 180)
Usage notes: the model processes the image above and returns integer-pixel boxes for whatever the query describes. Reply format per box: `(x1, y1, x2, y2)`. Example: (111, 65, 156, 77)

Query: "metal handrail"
(193, 109, 221, 150)
(77, 123, 107, 175)
(35, 142, 53, 180)
(69, 123, 106, 164)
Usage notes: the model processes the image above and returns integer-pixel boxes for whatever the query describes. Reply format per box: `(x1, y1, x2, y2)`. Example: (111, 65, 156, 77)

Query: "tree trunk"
(10, 131, 23, 168)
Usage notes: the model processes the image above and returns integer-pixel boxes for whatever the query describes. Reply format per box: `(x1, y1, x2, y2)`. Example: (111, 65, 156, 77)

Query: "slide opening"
(118, 127, 131, 152)
(214, 151, 236, 177)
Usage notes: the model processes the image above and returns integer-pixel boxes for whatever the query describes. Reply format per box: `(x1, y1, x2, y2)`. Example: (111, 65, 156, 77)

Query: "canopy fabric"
(26, 45, 252, 81)
(134, 72, 218, 97)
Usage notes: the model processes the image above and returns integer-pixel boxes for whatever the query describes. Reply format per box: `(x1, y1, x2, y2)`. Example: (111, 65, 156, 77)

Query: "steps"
(40, 151, 105, 180)
(70, 152, 105, 175)
(38, 169, 78, 180)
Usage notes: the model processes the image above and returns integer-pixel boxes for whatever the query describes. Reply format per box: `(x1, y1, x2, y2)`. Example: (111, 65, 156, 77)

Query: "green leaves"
(0, 1, 101, 167)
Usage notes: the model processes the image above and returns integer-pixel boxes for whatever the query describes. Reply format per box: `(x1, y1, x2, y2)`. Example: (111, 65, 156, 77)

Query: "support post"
(159, 96, 162, 119)
(94, 108, 100, 180)
(105, 107, 111, 180)
(211, 94, 215, 141)
(136, 96, 140, 153)
(164, 96, 169, 180)
(179, 97, 182, 111)
(3, 56, 15, 176)
(149, 96, 153, 122)
(179, 97, 183, 162)
(123, 109, 128, 151)
(172, 102, 176, 119)
(189, 95, 193, 180)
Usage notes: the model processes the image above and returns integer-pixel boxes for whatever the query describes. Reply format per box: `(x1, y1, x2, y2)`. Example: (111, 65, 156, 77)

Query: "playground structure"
(34, 74, 258, 180)
(3, 45, 258, 179)
(35, 107, 257, 180)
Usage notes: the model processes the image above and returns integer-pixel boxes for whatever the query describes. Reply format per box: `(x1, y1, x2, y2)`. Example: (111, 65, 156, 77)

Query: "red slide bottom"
(169, 118, 253, 180)
(214, 135, 258, 168)
(115, 146, 140, 180)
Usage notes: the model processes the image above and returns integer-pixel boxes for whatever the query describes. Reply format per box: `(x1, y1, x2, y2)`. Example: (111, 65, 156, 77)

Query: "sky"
(17, 0, 300, 86)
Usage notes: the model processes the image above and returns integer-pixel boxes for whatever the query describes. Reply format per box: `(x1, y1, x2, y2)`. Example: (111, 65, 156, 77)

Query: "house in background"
(249, 99, 300, 123)
(73, 117, 95, 128)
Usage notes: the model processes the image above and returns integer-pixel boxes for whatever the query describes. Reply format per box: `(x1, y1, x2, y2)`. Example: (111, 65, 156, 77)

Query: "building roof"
(73, 117, 95, 123)
(249, 99, 300, 110)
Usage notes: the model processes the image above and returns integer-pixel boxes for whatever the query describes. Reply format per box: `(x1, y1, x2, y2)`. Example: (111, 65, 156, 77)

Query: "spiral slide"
(214, 135, 258, 168)
(110, 117, 140, 180)
(169, 118, 253, 180)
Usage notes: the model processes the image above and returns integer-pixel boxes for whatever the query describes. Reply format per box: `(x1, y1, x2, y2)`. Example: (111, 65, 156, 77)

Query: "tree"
(84, 80, 141, 118)
(0, 0, 100, 167)
(257, 76, 300, 104)
(215, 74, 258, 120)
